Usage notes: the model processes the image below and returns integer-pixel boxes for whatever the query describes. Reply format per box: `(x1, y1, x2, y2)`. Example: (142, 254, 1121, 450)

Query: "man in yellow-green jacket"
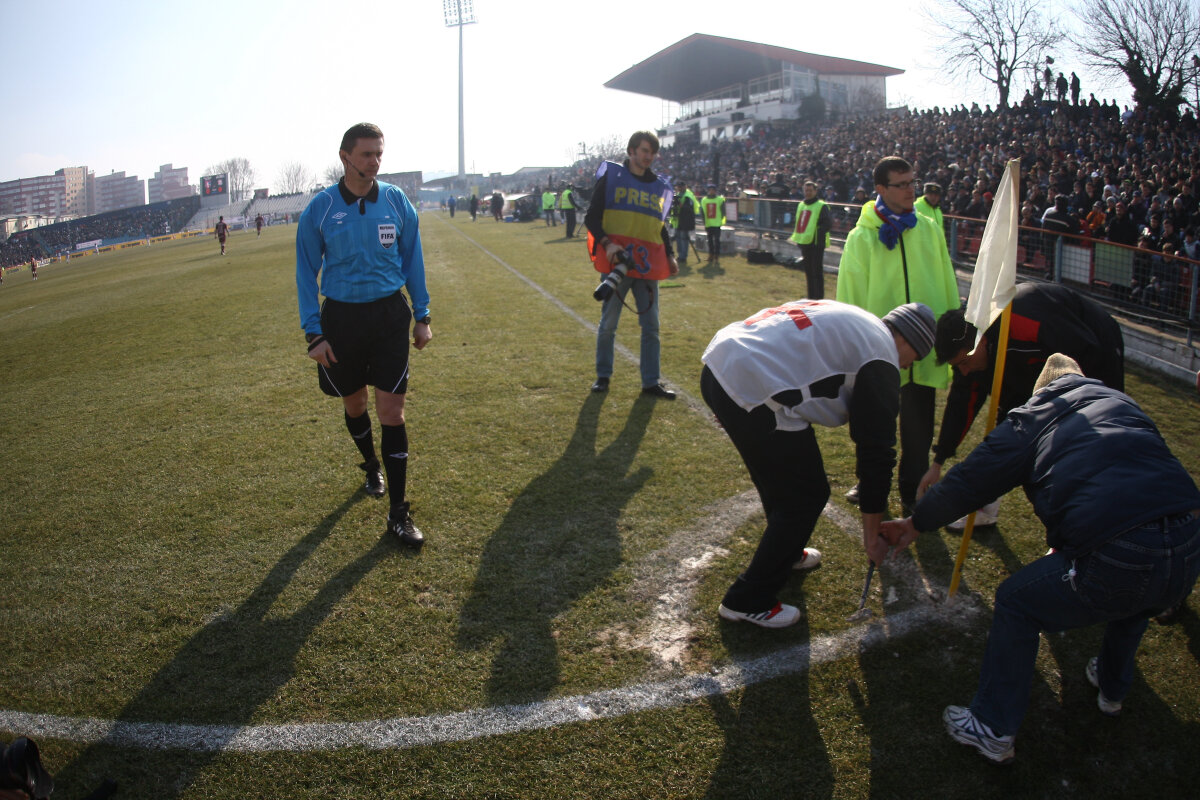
(837, 156, 959, 513)
(914, 182, 945, 242)
(790, 180, 832, 298)
(561, 185, 580, 238)
(699, 184, 726, 261)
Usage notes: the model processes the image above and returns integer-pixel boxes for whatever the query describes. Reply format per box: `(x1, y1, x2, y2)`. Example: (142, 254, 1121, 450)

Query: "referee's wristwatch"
(415, 315, 431, 325)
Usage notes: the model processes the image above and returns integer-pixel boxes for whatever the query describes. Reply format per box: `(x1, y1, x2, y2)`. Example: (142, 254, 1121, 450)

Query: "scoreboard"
(201, 174, 229, 197)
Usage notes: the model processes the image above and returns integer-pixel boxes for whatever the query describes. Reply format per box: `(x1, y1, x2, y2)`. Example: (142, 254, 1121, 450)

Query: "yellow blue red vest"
(790, 199, 830, 246)
(588, 161, 674, 281)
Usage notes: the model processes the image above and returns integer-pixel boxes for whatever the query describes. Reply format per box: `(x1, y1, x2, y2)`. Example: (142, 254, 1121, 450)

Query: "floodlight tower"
(443, 0, 476, 188)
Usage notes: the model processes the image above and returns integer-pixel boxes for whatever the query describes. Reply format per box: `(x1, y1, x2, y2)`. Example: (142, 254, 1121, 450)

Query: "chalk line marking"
(0, 491, 980, 753)
(0, 305, 36, 322)
(0, 601, 974, 752)
(440, 219, 706, 414)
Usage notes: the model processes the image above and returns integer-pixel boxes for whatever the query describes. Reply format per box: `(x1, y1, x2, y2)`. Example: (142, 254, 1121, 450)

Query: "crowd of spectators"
(640, 97, 1199, 315)
(0, 235, 42, 270)
(646, 100, 1198, 229)
(415, 97, 1200, 317)
(0, 196, 200, 267)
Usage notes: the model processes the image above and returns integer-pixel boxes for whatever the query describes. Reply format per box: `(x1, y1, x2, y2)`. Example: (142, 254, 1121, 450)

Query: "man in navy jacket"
(883, 354, 1200, 764)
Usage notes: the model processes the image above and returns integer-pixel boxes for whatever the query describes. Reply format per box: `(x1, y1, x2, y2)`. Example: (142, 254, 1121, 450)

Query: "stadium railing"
(723, 198, 1198, 345)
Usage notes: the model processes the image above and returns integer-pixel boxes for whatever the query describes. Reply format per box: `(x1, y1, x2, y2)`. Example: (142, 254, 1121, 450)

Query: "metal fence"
(732, 197, 1199, 345)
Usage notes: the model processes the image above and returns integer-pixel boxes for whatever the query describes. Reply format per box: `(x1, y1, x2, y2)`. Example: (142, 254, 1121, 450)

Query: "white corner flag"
(964, 159, 1020, 349)
(948, 157, 1021, 598)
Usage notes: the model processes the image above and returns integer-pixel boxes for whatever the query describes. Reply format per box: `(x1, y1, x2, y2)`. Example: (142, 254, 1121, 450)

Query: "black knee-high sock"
(345, 411, 377, 464)
(381, 424, 409, 513)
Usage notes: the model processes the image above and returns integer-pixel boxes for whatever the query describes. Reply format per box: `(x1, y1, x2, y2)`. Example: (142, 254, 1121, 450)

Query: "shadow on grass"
(855, 536, 1200, 797)
(852, 613, 1200, 797)
(1174, 601, 1200, 665)
(52, 491, 391, 799)
(703, 595, 834, 798)
(456, 393, 654, 705)
(697, 257, 727, 280)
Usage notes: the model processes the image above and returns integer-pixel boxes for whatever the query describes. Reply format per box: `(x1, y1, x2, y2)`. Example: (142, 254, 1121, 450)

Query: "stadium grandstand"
(183, 191, 318, 234)
(606, 34, 902, 145)
(0, 196, 200, 267)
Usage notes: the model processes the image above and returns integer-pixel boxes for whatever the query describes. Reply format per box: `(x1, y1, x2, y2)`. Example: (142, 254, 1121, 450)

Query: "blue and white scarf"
(875, 197, 917, 250)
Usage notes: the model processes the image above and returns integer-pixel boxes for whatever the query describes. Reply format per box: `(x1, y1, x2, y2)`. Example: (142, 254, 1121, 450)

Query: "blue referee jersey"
(296, 179, 430, 334)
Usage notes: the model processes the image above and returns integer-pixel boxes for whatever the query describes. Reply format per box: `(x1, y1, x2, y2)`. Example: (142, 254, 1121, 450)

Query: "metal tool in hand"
(846, 561, 877, 621)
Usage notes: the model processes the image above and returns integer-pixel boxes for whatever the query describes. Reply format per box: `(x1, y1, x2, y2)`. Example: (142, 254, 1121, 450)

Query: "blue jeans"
(675, 228, 691, 262)
(971, 511, 1200, 735)
(595, 276, 660, 387)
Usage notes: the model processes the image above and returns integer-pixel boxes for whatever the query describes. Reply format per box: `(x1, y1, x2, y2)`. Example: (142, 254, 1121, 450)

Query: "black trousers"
(898, 381, 935, 508)
(564, 208, 577, 238)
(705, 226, 722, 256)
(800, 242, 825, 299)
(701, 366, 830, 611)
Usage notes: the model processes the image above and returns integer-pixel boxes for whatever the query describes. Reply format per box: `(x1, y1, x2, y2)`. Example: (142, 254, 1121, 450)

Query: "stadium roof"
(604, 34, 904, 103)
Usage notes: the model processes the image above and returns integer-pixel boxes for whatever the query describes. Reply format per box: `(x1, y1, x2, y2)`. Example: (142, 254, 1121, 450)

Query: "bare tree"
(322, 163, 343, 187)
(925, 0, 1060, 107)
(1071, 0, 1200, 113)
(574, 135, 627, 166)
(204, 157, 256, 202)
(276, 161, 314, 195)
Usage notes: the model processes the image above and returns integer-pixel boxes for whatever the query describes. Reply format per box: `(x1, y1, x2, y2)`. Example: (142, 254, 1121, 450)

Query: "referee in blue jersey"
(297, 122, 432, 547)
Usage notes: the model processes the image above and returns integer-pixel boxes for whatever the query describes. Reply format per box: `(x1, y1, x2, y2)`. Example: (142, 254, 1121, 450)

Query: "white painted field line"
(440, 219, 705, 413)
(0, 601, 968, 752)
(0, 305, 36, 322)
(0, 490, 978, 753)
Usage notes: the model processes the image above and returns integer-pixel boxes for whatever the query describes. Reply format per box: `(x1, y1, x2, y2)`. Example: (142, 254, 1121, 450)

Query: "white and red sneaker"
(792, 548, 823, 570)
(718, 602, 801, 629)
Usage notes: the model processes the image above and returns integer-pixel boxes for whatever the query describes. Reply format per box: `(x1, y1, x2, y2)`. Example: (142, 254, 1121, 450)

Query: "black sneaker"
(387, 511, 425, 547)
(360, 460, 385, 497)
(591, 376, 610, 393)
(641, 383, 676, 400)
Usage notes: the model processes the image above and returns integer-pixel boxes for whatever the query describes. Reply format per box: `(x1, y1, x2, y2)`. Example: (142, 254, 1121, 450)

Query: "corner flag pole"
(947, 303, 1012, 596)
(947, 159, 1020, 597)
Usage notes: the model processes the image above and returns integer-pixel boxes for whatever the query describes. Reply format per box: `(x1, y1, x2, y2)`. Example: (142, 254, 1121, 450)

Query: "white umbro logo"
(332, 212, 348, 219)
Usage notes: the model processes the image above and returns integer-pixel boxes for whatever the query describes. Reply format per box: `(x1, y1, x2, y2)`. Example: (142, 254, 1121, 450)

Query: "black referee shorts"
(317, 290, 412, 397)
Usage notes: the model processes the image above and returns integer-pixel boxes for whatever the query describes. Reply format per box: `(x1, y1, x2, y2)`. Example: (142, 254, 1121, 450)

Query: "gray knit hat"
(1032, 353, 1083, 394)
(882, 302, 937, 361)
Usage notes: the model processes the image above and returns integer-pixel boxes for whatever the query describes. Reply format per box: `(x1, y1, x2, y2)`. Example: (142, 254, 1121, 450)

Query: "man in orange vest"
(584, 130, 679, 399)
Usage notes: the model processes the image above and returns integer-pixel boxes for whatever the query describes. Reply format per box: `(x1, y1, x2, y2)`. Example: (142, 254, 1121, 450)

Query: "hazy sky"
(2, 0, 1125, 191)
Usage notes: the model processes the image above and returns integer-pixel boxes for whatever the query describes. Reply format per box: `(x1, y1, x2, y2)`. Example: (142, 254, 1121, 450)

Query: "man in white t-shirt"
(700, 299, 937, 628)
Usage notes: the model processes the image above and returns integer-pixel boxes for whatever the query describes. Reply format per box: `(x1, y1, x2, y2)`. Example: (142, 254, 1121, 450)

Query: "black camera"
(593, 249, 632, 302)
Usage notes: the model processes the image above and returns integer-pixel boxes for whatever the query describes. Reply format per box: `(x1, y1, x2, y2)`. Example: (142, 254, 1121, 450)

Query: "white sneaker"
(943, 705, 1015, 764)
(844, 485, 860, 504)
(792, 548, 823, 570)
(1086, 657, 1123, 715)
(946, 499, 1001, 531)
(718, 602, 801, 629)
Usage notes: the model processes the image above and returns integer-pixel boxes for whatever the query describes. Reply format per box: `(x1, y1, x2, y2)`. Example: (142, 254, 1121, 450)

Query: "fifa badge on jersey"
(378, 224, 397, 249)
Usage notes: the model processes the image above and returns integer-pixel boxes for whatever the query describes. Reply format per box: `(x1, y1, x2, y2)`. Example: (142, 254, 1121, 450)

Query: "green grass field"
(2, 216, 1199, 799)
